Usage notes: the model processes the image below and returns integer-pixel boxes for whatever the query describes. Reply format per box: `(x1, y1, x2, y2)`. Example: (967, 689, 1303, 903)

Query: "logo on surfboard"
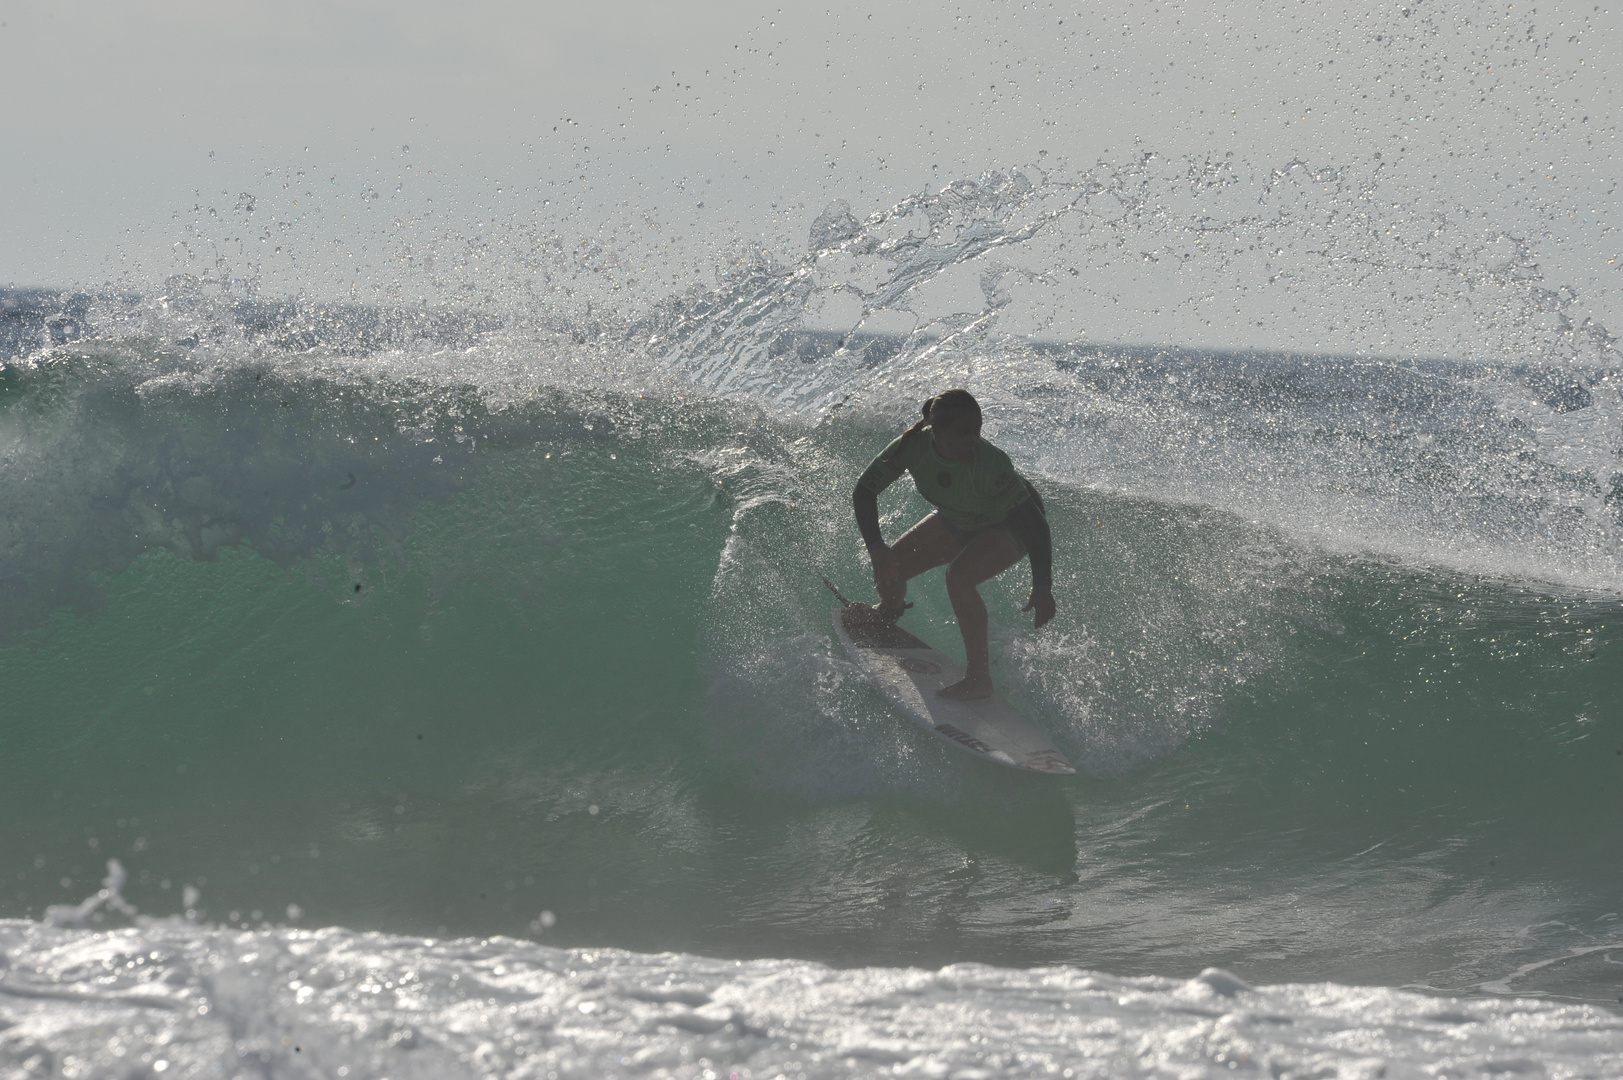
(934, 723, 997, 755)
(898, 656, 941, 675)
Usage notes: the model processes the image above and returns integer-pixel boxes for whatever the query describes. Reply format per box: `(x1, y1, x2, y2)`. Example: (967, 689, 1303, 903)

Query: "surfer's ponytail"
(881, 389, 982, 465)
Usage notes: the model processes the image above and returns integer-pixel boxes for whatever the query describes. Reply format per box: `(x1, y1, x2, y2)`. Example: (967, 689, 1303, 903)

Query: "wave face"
(4, 138, 1623, 1072)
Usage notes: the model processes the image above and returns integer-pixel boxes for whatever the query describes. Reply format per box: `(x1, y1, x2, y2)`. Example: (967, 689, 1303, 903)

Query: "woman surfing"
(851, 389, 1055, 700)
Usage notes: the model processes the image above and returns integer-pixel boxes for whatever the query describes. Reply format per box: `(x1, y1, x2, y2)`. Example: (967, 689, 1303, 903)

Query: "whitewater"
(6, 2, 1623, 1077)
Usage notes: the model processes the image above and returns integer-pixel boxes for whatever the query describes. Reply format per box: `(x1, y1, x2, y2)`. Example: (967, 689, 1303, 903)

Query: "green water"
(4, 392, 1621, 1001)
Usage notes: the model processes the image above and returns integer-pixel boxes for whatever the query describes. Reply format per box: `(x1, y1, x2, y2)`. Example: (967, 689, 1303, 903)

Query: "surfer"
(851, 389, 1055, 700)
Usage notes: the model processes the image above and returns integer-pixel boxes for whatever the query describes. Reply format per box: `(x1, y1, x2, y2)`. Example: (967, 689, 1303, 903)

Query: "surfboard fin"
(819, 576, 911, 621)
(819, 575, 854, 607)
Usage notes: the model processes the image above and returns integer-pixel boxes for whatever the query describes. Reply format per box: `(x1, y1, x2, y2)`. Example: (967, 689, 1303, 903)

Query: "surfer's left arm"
(1006, 492, 1056, 629)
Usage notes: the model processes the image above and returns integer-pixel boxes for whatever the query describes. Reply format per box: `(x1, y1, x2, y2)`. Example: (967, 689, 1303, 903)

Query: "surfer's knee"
(942, 558, 974, 596)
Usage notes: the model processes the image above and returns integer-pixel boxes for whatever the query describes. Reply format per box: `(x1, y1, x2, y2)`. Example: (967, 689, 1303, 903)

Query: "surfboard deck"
(832, 605, 1075, 776)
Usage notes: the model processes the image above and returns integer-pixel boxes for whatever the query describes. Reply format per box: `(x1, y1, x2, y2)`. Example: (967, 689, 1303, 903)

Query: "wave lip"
(2, 918, 1620, 1079)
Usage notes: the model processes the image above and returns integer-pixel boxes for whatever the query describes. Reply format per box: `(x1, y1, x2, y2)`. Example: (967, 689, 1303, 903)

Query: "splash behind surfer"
(852, 389, 1055, 700)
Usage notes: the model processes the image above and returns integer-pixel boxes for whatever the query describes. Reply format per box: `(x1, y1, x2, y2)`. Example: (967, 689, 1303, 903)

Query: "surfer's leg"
(938, 530, 1023, 699)
(871, 514, 960, 617)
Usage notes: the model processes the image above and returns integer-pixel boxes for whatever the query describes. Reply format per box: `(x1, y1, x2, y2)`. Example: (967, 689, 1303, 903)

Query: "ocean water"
(7, 14, 1623, 1076)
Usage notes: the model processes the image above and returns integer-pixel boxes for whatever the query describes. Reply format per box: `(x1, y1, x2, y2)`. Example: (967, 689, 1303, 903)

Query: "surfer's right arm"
(853, 435, 912, 546)
(854, 436, 912, 587)
(852, 483, 887, 550)
(853, 481, 901, 588)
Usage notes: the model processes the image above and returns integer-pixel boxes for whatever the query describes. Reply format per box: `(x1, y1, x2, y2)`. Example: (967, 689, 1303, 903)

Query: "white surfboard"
(831, 604, 1075, 776)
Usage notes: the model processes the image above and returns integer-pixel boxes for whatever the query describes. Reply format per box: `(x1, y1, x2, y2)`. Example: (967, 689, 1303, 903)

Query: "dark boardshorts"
(929, 510, 1028, 559)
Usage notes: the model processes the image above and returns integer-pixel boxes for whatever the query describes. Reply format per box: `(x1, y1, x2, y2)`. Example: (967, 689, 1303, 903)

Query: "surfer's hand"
(1023, 587, 1056, 629)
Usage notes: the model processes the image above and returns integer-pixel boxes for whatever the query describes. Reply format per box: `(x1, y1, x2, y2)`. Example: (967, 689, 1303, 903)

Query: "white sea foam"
(1, 916, 1619, 1079)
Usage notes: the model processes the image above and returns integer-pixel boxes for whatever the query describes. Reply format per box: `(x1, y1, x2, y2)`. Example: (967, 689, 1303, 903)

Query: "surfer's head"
(922, 389, 982, 463)
(921, 389, 981, 431)
(882, 389, 984, 466)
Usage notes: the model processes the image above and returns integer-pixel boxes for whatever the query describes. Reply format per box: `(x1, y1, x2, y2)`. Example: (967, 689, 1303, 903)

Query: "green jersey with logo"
(856, 430, 1031, 531)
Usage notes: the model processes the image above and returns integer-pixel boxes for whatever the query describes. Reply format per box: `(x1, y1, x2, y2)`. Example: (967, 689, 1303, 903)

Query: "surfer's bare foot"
(938, 674, 993, 700)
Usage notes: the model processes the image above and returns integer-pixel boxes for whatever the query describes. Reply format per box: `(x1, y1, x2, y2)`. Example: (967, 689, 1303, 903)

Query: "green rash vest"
(856, 431, 1031, 531)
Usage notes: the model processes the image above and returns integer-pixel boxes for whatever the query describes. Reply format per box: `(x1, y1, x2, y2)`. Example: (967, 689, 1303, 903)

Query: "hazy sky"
(3, 0, 1617, 337)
